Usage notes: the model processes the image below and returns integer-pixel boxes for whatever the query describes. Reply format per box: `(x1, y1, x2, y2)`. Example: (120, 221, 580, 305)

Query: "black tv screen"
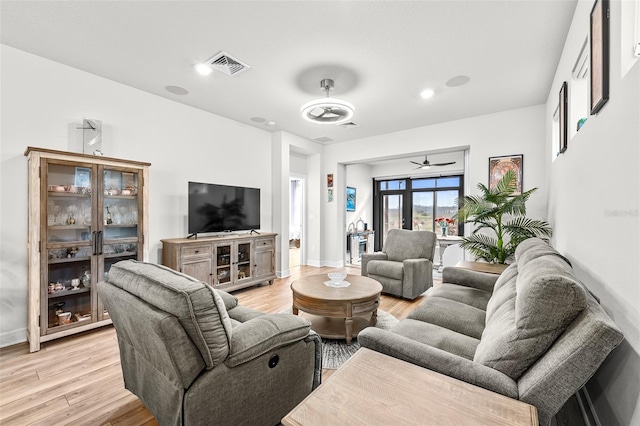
(188, 182, 260, 234)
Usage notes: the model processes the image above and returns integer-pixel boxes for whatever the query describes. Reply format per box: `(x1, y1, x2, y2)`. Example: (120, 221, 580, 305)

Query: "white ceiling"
(1, 1, 577, 145)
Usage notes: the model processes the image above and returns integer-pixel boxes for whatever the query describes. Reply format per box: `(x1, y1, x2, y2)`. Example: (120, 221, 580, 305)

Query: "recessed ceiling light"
(250, 117, 267, 123)
(265, 121, 276, 126)
(165, 85, 189, 95)
(194, 63, 213, 76)
(446, 75, 470, 87)
(420, 88, 435, 99)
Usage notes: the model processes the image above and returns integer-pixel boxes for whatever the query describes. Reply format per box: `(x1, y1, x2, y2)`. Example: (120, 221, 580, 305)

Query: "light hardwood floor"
(0, 265, 433, 425)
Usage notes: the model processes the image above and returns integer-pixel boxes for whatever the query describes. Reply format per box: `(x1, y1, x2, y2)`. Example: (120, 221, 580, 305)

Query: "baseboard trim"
(305, 260, 321, 267)
(576, 387, 602, 426)
(0, 328, 27, 348)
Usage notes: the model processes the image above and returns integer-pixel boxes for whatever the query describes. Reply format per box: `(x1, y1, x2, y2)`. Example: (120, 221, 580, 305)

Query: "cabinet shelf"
(47, 192, 91, 198)
(104, 194, 137, 200)
(48, 287, 91, 299)
(48, 256, 92, 265)
(103, 251, 137, 259)
(104, 223, 138, 228)
(48, 225, 90, 230)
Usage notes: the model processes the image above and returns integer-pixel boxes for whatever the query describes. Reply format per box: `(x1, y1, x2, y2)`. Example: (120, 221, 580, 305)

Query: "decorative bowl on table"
(325, 272, 349, 288)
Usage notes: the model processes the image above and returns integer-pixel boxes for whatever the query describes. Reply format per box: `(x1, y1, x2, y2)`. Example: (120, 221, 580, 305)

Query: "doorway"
(289, 177, 304, 268)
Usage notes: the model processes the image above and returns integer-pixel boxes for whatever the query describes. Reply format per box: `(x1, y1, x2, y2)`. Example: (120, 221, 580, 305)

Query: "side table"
(454, 260, 508, 275)
(282, 348, 538, 426)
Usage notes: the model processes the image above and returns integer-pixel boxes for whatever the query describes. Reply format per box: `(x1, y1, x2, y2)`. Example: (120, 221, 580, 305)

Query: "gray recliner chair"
(361, 229, 437, 299)
(98, 260, 321, 426)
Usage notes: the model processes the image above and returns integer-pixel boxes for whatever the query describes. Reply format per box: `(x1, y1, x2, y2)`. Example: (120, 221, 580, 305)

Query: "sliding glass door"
(373, 175, 463, 250)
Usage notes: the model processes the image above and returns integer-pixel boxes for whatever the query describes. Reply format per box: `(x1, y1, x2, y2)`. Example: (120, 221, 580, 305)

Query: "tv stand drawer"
(182, 245, 212, 258)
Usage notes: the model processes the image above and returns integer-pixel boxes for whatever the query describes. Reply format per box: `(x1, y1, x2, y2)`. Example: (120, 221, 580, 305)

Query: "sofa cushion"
(474, 245, 588, 380)
(408, 297, 486, 339)
(429, 283, 492, 311)
(107, 260, 233, 369)
(367, 260, 404, 280)
(391, 319, 479, 360)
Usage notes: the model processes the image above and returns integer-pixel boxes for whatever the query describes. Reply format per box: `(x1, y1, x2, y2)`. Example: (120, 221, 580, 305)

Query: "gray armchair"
(98, 260, 321, 426)
(361, 229, 436, 299)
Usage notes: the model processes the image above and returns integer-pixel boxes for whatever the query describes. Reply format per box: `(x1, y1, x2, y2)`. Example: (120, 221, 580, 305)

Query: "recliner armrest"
(361, 252, 388, 276)
(442, 266, 500, 293)
(225, 313, 312, 367)
(358, 328, 517, 398)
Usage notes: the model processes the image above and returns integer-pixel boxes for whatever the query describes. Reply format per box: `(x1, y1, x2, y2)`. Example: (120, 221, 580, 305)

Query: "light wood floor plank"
(0, 265, 430, 424)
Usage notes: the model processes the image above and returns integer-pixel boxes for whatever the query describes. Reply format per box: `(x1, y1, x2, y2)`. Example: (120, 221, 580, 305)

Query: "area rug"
(321, 310, 398, 369)
(281, 309, 398, 369)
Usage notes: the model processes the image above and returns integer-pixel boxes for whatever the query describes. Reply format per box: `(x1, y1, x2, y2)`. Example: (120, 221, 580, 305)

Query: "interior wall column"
(271, 131, 291, 277)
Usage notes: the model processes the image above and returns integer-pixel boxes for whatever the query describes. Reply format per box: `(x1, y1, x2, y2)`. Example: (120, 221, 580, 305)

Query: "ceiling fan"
(410, 156, 456, 169)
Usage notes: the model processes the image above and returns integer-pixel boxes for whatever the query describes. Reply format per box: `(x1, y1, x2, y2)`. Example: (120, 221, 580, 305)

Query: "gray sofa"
(358, 238, 623, 425)
(361, 228, 437, 299)
(98, 260, 321, 426)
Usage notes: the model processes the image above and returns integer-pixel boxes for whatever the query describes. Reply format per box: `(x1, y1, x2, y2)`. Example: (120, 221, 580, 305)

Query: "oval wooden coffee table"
(291, 274, 383, 345)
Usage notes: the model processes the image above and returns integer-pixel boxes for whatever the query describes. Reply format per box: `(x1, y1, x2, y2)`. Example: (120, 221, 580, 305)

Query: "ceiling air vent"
(314, 136, 334, 144)
(339, 121, 359, 128)
(205, 51, 250, 76)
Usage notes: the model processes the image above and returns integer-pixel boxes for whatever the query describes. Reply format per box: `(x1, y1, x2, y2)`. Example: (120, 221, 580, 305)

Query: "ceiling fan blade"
(410, 161, 423, 166)
(432, 161, 456, 167)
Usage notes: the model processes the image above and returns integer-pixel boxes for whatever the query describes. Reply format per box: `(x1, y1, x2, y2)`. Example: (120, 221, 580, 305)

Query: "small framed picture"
(327, 188, 334, 202)
(559, 82, 568, 154)
(327, 174, 334, 188)
(489, 154, 523, 195)
(346, 187, 356, 212)
(590, 0, 609, 115)
(74, 167, 91, 188)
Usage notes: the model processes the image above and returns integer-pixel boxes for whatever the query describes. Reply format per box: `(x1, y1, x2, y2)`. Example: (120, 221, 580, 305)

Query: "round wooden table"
(291, 274, 383, 345)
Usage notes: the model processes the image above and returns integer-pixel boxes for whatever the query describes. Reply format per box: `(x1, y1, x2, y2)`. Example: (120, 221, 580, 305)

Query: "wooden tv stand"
(161, 233, 277, 292)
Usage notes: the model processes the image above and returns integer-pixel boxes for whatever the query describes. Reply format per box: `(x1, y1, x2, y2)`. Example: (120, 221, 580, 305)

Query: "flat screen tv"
(188, 182, 260, 236)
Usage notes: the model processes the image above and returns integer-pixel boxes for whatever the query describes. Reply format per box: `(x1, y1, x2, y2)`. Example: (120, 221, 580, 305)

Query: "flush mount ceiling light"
(301, 79, 355, 125)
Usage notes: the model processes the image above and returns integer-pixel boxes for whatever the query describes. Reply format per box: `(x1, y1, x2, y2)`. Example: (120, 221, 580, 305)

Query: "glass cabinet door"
(99, 167, 143, 320)
(215, 244, 232, 285)
(237, 242, 252, 281)
(43, 162, 96, 333)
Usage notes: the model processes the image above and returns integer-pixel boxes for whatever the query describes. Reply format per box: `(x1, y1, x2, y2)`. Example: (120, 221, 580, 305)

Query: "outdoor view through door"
(373, 176, 463, 250)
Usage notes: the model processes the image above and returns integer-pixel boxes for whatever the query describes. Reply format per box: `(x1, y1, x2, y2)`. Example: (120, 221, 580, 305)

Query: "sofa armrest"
(213, 288, 238, 311)
(226, 313, 312, 367)
(402, 258, 433, 298)
(442, 266, 500, 293)
(361, 252, 388, 277)
(358, 328, 517, 398)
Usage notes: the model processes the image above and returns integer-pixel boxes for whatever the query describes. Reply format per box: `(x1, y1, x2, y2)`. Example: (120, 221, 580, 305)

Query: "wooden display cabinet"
(25, 147, 150, 352)
(162, 233, 277, 292)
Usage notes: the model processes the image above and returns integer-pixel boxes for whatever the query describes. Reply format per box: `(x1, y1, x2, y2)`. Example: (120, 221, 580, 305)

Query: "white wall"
(0, 45, 274, 346)
(345, 163, 373, 231)
(322, 105, 548, 263)
(545, 1, 640, 425)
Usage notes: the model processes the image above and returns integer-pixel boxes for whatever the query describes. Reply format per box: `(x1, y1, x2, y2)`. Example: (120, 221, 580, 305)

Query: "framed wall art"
(346, 187, 356, 212)
(489, 154, 523, 195)
(327, 174, 334, 188)
(590, 0, 609, 114)
(327, 188, 334, 202)
(559, 82, 568, 154)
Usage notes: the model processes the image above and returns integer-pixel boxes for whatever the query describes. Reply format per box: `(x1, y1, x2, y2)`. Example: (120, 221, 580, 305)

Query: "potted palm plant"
(457, 170, 552, 264)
